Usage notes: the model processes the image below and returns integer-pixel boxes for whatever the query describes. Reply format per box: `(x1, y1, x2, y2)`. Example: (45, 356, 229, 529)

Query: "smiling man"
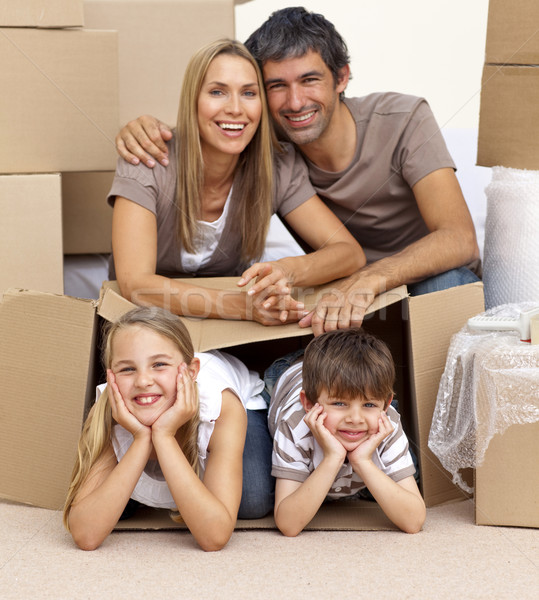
(115, 7, 481, 333)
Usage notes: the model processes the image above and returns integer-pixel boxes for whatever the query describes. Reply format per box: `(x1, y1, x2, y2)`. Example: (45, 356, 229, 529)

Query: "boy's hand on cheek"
(304, 404, 347, 463)
(348, 412, 393, 468)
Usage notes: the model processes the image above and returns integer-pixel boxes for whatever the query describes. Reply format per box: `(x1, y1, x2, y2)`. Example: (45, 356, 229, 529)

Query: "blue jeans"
(238, 408, 275, 519)
(239, 350, 305, 519)
(407, 267, 480, 296)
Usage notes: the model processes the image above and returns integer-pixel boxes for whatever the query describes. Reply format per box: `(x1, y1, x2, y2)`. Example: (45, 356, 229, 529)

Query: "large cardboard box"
(62, 171, 114, 254)
(0, 0, 84, 28)
(83, 0, 249, 126)
(484, 0, 539, 65)
(0, 28, 118, 174)
(475, 422, 539, 528)
(0, 174, 63, 295)
(476, 65, 539, 170)
(0, 280, 484, 516)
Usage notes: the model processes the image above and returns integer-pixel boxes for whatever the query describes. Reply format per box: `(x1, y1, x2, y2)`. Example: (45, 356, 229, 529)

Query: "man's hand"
(299, 273, 378, 335)
(115, 115, 172, 168)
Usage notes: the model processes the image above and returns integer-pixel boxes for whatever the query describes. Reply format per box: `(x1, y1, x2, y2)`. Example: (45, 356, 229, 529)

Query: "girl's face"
(110, 325, 189, 427)
(197, 53, 262, 159)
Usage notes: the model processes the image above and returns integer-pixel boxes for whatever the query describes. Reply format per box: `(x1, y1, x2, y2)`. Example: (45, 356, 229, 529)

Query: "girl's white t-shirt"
(96, 350, 264, 509)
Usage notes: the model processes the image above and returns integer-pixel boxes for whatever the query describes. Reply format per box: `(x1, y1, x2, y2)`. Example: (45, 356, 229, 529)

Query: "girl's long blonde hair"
(175, 38, 278, 263)
(63, 307, 200, 530)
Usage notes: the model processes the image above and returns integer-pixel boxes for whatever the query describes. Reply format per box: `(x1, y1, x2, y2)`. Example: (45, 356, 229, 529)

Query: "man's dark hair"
(245, 6, 351, 93)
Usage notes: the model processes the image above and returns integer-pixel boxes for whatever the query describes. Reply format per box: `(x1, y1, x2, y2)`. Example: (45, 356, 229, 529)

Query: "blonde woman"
(109, 39, 365, 326)
(64, 306, 264, 551)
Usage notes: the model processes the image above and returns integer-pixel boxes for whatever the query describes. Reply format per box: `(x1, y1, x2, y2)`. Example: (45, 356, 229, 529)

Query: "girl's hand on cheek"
(304, 404, 346, 462)
(152, 363, 197, 438)
(107, 369, 151, 440)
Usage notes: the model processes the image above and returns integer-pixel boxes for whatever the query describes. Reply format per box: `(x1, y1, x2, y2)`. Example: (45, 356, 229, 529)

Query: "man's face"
(262, 50, 348, 147)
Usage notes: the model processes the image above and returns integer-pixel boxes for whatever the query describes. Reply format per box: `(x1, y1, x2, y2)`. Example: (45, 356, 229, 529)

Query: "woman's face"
(197, 54, 262, 158)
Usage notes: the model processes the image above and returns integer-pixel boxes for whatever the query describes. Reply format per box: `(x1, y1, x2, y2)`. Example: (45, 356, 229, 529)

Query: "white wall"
(235, 0, 492, 255)
(235, 0, 489, 129)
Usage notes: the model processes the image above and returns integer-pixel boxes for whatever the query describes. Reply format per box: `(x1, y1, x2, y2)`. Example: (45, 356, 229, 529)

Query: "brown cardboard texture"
(0, 290, 98, 510)
(0, 28, 118, 173)
(477, 65, 539, 170)
(0, 174, 63, 295)
(0, 0, 84, 28)
(84, 0, 250, 126)
(475, 422, 539, 528)
(62, 172, 114, 254)
(485, 0, 539, 65)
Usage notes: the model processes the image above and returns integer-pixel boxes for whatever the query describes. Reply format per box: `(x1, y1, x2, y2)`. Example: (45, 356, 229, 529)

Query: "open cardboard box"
(0, 279, 484, 531)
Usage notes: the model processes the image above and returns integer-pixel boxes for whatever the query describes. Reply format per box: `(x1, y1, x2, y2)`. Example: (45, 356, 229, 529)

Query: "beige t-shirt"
(108, 137, 315, 278)
(305, 93, 457, 264)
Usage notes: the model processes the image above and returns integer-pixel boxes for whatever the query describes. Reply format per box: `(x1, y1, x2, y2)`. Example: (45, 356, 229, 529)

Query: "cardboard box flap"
(99, 280, 408, 352)
(0, 289, 98, 509)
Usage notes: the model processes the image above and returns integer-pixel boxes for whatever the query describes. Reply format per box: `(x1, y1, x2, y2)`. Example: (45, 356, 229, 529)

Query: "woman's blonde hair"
(175, 38, 278, 263)
(63, 307, 200, 530)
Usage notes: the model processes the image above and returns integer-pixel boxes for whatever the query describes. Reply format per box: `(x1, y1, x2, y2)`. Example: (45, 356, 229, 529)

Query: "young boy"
(268, 329, 426, 536)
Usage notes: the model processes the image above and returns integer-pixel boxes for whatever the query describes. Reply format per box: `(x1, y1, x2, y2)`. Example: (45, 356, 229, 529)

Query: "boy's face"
(305, 389, 389, 452)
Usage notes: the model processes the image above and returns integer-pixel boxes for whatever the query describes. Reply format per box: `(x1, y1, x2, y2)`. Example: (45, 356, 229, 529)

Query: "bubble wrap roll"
(483, 166, 539, 309)
(428, 302, 539, 493)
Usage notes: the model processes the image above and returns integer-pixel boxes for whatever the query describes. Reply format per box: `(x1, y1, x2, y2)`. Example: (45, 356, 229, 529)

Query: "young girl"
(63, 306, 263, 551)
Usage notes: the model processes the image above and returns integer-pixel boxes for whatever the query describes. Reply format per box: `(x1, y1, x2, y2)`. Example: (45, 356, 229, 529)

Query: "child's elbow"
(71, 531, 105, 551)
(197, 529, 232, 552)
(275, 516, 303, 538)
(401, 509, 426, 534)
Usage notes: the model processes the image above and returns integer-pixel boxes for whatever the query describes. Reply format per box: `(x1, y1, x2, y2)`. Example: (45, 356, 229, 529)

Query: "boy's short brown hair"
(302, 328, 395, 404)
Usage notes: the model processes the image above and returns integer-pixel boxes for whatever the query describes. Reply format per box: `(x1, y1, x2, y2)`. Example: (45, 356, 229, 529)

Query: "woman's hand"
(303, 404, 347, 463)
(107, 370, 151, 441)
(152, 364, 198, 438)
(238, 262, 305, 323)
(347, 412, 394, 467)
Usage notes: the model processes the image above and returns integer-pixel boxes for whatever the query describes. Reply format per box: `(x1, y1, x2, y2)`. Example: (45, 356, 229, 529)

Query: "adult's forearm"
(117, 272, 248, 320)
(275, 241, 365, 289)
(352, 226, 480, 293)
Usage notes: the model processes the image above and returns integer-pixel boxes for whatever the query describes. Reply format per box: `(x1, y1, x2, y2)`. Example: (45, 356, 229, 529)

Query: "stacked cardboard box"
(477, 0, 539, 169)
(0, 0, 119, 294)
(0, 280, 485, 523)
(475, 3, 539, 528)
(64, 0, 249, 254)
